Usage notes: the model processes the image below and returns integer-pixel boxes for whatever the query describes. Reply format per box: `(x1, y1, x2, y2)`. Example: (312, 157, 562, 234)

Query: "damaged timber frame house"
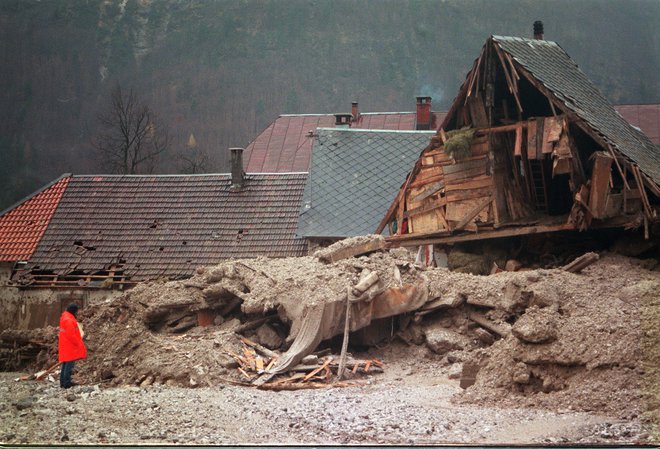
(378, 28, 660, 247)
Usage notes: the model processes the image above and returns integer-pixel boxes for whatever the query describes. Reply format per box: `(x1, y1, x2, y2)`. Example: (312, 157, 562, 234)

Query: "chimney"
(415, 96, 432, 130)
(229, 147, 245, 189)
(533, 20, 544, 40)
(334, 113, 352, 128)
(351, 101, 359, 121)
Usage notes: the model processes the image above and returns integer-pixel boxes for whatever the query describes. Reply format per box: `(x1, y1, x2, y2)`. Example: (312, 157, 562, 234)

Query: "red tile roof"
(614, 104, 660, 146)
(0, 176, 69, 262)
(243, 112, 446, 173)
(24, 174, 307, 281)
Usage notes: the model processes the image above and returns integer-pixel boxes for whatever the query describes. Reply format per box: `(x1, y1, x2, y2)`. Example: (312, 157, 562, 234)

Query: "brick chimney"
(416, 96, 432, 130)
(351, 101, 359, 122)
(533, 21, 544, 40)
(229, 147, 245, 189)
(334, 113, 352, 128)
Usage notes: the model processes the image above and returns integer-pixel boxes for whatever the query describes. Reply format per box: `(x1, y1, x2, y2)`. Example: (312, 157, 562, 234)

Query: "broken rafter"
(562, 252, 599, 273)
(465, 47, 486, 103)
(510, 63, 635, 191)
(605, 144, 631, 191)
(493, 44, 523, 114)
(631, 165, 654, 219)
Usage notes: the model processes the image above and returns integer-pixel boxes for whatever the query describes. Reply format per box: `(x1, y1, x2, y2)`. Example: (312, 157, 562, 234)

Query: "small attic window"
(74, 241, 83, 246)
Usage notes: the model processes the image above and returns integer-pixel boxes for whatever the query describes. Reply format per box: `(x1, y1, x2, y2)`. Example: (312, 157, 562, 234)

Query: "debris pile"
(3, 235, 658, 425)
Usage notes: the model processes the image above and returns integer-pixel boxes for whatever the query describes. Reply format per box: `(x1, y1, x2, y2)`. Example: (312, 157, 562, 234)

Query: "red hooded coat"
(58, 311, 87, 362)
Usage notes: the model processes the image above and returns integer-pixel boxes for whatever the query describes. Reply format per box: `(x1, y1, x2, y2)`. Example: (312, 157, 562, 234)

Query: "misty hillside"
(1, 0, 658, 210)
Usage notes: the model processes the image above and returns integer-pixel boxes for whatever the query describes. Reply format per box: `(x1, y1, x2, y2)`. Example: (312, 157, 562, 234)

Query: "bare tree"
(94, 85, 171, 174)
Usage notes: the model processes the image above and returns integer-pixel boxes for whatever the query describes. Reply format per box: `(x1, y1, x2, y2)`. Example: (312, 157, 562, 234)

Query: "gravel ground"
(0, 366, 647, 446)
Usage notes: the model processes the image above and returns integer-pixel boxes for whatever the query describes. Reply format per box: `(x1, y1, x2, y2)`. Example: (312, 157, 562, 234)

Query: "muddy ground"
(1, 235, 659, 445)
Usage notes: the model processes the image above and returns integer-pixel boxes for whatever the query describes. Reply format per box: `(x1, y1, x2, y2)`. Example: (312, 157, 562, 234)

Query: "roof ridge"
(315, 127, 435, 134)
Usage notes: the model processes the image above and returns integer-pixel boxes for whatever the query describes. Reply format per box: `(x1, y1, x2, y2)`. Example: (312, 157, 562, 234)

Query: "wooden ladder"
(528, 159, 548, 212)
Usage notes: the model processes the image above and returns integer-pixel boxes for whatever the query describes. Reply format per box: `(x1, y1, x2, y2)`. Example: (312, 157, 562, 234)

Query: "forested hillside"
(1, 0, 658, 210)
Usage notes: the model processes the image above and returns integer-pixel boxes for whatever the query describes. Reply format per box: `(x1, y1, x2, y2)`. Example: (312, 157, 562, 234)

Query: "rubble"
(1, 237, 657, 438)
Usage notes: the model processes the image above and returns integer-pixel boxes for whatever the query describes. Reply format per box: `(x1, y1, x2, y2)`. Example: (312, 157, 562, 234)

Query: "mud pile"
(7, 236, 658, 426)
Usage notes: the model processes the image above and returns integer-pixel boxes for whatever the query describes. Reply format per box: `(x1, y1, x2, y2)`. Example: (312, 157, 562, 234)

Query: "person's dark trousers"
(60, 361, 75, 388)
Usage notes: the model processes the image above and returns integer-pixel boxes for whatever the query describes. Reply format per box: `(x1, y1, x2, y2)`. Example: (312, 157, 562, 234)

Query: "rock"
(448, 249, 490, 275)
(13, 397, 34, 410)
(301, 354, 319, 365)
(213, 315, 225, 326)
(422, 293, 466, 310)
(205, 267, 225, 283)
(424, 326, 470, 355)
(502, 280, 534, 314)
(505, 259, 523, 271)
(459, 362, 480, 389)
(218, 355, 238, 369)
(140, 375, 155, 387)
(447, 363, 463, 379)
(512, 307, 559, 343)
(255, 323, 283, 349)
(398, 324, 425, 345)
(218, 318, 241, 333)
(202, 284, 234, 304)
(511, 362, 530, 384)
(474, 327, 495, 345)
(101, 369, 115, 380)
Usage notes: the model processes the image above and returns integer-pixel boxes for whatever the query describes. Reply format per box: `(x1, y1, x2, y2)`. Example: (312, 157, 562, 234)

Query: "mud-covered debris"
(314, 234, 386, 263)
(512, 306, 559, 343)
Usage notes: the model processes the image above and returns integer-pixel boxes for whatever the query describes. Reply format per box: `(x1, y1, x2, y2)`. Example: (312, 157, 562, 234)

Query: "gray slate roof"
(493, 35, 660, 184)
(26, 173, 308, 281)
(297, 128, 434, 238)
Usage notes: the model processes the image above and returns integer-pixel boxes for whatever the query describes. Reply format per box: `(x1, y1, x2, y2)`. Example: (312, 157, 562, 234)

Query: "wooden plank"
(317, 238, 386, 263)
(468, 311, 511, 337)
(447, 187, 493, 203)
(467, 96, 489, 128)
(535, 118, 545, 159)
(442, 158, 488, 175)
(632, 165, 653, 218)
(443, 166, 489, 184)
(404, 197, 447, 218)
(454, 195, 494, 231)
(417, 165, 443, 181)
(562, 252, 599, 273)
(588, 152, 613, 219)
(546, 116, 563, 142)
(409, 173, 445, 189)
(444, 176, 492, 192)
(527, 119, 538, 160)
(410, 181, 445, 203)
(513, 123, 523, 157)
(394, 222, 577, 246)
(422, 155, 435, 166)
(410, 210, 440, 234)
(376, 187, 403, 234)
(541, 117, 554, 154)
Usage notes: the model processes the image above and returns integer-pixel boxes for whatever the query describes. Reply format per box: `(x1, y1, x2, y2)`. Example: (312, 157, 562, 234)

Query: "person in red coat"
(58, 303, 87, 388)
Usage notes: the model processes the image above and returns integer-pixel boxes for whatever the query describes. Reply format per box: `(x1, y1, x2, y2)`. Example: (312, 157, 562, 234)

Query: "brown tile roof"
(243, 111, 446, 173)
(25, 173, 307, 281)
(614, 104, 660, 146)
(0, 176, 69, 262)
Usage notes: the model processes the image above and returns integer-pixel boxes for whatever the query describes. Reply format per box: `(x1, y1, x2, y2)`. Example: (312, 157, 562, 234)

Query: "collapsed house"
(379, 30, 660, 246)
